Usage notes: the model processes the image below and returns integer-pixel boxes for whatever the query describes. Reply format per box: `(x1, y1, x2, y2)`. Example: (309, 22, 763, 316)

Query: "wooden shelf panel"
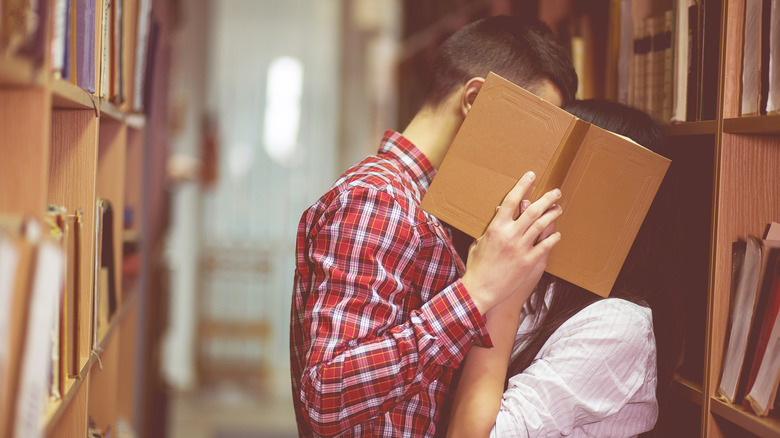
(711, 397, 780, 438)
(50, 79, 98, 111)
(674, 373, 704, 406)
(723, 115, 780, 134)
(663, 120, 718, 137)
(99, 99, 126, 122)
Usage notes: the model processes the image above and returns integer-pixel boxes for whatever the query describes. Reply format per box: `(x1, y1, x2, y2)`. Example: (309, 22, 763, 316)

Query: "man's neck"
(401, 102, 463, 170)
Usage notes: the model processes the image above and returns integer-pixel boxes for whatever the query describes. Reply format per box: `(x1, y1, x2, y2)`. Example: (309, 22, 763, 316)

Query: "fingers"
(515, 187, 562, 236)
(535, 205, 561, 242)
(495, 171, 536, 221)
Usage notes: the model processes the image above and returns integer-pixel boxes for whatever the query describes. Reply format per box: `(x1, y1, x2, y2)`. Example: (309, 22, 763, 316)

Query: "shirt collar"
(378, 130, 437, 192)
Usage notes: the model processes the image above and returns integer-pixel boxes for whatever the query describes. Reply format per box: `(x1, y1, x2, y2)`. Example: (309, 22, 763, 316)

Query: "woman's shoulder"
(558, 298, 654, 341)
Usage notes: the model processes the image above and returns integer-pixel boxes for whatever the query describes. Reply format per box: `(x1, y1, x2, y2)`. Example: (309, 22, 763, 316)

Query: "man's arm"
(297, 186, 490, 436)
(448, 196, 560, 438)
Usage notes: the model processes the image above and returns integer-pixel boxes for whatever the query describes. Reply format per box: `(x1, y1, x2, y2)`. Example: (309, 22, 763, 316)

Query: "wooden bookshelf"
(0, 0, 172, 437)
(397, 1, 780, 437)
(664, 120, 719, 136)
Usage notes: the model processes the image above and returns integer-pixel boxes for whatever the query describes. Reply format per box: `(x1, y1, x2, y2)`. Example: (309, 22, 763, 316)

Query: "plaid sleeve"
(297, 186, 489, 436)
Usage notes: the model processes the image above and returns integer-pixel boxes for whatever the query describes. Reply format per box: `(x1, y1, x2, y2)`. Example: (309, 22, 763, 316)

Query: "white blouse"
(490, 293, 658, 437)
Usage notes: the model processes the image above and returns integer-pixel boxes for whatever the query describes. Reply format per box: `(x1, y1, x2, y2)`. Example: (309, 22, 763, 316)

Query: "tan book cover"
(420, 72, 671, 297)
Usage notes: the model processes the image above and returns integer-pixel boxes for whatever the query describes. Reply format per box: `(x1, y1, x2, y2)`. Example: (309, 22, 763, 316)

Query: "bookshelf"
(0, 0, 172, 437)
(393, 1, 779, 437)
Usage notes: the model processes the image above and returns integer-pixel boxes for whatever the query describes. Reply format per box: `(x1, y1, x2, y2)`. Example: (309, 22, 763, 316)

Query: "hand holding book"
(461, 171, 563, 316)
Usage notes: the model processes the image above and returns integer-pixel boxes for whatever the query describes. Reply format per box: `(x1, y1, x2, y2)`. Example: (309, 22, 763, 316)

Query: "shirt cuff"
(420, 279, 493, 368)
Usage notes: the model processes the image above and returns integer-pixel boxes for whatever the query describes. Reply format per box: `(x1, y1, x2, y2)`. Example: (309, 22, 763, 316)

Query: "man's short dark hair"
(422, 15, 577, 108)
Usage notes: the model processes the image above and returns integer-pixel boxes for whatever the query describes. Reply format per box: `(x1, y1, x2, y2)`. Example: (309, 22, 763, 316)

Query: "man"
(290, 15, 577, 437)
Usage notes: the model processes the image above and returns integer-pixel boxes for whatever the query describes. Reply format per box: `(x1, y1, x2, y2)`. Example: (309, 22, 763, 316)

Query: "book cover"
(420, 72, 670, 298)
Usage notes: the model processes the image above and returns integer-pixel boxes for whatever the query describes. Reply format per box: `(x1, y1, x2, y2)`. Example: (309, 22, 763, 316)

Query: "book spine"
(532, 118, 590, 202)
(767, 0, 780, 113)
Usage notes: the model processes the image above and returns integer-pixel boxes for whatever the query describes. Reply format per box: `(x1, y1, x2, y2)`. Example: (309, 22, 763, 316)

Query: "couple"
(290, 14, 682, 438)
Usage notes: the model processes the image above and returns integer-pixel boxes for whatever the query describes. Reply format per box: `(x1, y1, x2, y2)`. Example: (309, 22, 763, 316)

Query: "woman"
(447, 100, 683, 437)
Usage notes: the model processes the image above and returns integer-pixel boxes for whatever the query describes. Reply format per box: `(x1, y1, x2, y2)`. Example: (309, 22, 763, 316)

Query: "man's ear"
(460, 77, 485, 118)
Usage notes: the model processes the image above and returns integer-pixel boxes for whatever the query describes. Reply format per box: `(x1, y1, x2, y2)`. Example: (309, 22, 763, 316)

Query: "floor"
(167, 382, 299, 438)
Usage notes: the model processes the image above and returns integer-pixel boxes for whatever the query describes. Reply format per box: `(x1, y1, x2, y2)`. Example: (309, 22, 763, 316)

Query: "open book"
(420, 72, 671, 297)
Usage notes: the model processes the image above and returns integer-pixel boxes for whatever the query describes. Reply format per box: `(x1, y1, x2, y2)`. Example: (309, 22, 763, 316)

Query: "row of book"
(0, 199, 117, 438)
(718, 221, 780, 417)
(615, 0, 720, 122)
(613, 0, 779, 123)
(1, 0, 154, 112)
(741, 0, 780, 116)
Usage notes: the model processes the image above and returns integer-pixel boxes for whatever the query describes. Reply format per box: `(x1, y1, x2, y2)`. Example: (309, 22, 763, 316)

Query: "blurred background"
(160, 2, 555, 437)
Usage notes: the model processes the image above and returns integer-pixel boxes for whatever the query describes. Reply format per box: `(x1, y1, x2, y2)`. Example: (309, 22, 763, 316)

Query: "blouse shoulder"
(538, 298, 656, 362)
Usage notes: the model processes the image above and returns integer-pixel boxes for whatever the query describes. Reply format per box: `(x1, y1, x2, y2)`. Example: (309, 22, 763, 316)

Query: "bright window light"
(263, 56, 304, 166)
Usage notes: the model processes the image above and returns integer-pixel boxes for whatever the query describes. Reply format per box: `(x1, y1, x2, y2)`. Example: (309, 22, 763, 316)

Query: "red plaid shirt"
(290, 131, 492, 437)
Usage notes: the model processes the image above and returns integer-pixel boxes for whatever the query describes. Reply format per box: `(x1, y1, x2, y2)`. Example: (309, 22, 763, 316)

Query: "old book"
(671, 0, 690, 122)
(767, 0, 780, 113)
(14, 238, 65, 438)
(744, 255, 780, 415)
(686, 1, 701, 121)
(698, 0, 722, 120)
(718, 232, 780, 403)
(420, 72, 671, 298)
(0, 219, 36, 438)
(742, 0, 764, 115)
(76, 0, 96, 93)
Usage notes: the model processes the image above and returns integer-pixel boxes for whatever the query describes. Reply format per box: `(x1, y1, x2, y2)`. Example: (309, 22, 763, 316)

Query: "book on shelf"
(110, 0, 124, 103)
(697, 0, 721, 121)
(616, 0, 633, 105)
(419, 72, 671, 298)
(718, 224, 780, 403)
(686, 0, 701, 122)
(671, 0, 690, 122)
(133, 0, 153, 111)
(759, 0, 772, 115)
(50, 0, 69, 77)
(768, 0, 780, 113)
(742, 0, 766, 116)
(76, 0, 96, 93)
(661, 9, 674, 122)
(0, 218, 39, 438)
(99, 0, 112, 99)
(743, 254, 780, 415)
(13, 221, 66, 438)
(68, 0, 78, 84)
(93, 199, 117, 349)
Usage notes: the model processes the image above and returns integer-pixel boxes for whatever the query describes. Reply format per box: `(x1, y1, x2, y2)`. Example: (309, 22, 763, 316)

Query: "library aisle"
(167, 386, 297, 438)
(3, 0, 780, 437)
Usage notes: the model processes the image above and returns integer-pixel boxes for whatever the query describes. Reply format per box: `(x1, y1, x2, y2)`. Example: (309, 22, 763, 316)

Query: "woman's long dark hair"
(506, 99, 684, 436)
